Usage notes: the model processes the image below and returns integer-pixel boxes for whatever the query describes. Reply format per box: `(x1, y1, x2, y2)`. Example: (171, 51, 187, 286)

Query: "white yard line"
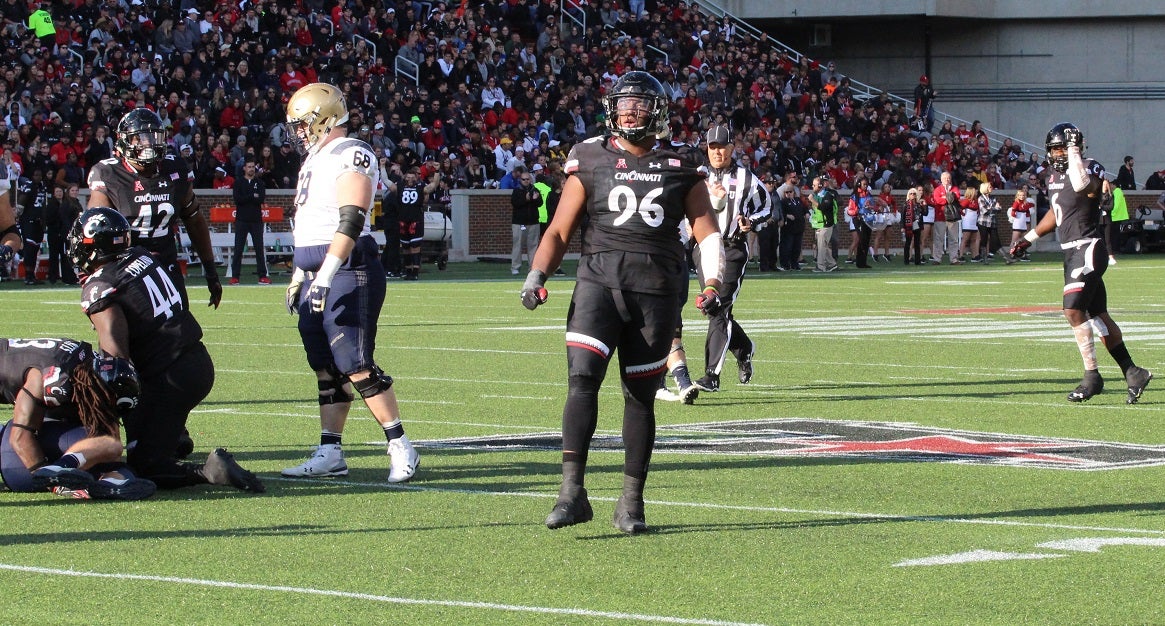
(0, 563, 767, 626)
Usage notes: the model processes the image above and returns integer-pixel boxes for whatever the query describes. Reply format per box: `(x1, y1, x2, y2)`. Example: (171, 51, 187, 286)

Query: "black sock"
(1107, 342, 1135, 376)
(382, 420, 405, 441)
(622, 474, 646, 501)
(57, 453, 82, 469)
(320, 431, 342, 447)
(561, 460, 584, 488)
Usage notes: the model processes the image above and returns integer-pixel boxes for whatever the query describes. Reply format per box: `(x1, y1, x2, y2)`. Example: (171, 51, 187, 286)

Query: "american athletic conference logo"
(425, 419, 1165, 471)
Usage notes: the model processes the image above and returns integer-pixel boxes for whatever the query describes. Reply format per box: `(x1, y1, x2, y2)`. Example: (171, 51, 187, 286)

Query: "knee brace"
(352, 364, 394, 399)
(318, 364, 354, 405)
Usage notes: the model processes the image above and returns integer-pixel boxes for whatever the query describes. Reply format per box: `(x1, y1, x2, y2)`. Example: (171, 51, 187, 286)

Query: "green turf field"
(2, 254, 1163, 625)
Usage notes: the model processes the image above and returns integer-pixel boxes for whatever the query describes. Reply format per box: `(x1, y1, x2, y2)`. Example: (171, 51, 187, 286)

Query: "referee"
(692, 125, 772, 391)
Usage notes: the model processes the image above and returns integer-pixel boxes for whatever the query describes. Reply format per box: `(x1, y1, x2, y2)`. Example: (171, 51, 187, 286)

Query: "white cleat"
(387, 435, 420, 483)
(281, 444, 349, 477)
(655, 386, 680, 402)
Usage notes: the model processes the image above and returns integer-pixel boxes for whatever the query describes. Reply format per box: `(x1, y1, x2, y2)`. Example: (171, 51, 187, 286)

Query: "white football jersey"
(292, 137, 379, 247)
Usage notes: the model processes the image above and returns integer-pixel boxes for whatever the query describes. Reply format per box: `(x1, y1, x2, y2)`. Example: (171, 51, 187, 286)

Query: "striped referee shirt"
(700, 162, 773, 243)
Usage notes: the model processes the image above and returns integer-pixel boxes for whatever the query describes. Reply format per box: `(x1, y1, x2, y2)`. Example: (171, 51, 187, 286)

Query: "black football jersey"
(1043, 159, 1105, 243)
(565, 136, 703, 295)
(80, 247, 203, 374)
(87, 154, 195, 266)
(0, 338, 92, 415)
(398, 183, 425, 222)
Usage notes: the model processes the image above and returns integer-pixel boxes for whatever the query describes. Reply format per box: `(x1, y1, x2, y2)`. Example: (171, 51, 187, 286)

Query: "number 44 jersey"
(566, 136, 704, 296)
(80, 247, 203, 373)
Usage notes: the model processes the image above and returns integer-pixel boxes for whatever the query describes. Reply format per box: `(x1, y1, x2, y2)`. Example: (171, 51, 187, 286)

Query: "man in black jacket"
(230, 159, 269, 285)
(510, 168, 542, 276)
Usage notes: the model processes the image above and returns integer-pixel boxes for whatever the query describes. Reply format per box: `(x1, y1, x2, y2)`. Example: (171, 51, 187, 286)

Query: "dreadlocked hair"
(71, 364, 122, 438)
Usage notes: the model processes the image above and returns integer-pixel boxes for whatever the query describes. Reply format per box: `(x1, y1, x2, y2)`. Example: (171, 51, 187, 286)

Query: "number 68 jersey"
(80, 247, 204, 373)
(566, 136, 704, 295)
(291, 137, 379, 248)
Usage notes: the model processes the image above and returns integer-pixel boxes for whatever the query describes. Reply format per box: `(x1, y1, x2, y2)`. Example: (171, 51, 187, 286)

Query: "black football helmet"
(93, 352, 140, 414)
(603, 71, 669, 143)
(116, 107, 169, 168)
(68, 207, 131, 274)
(1045, 122, 1082, 173)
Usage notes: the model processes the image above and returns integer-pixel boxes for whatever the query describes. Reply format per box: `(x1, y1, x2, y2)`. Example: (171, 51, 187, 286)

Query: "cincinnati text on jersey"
(614, 171, 664, 182)
(133, 192, 171, 204)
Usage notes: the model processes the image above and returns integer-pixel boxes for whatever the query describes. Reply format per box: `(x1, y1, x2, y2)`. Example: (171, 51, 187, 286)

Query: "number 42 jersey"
(566, 136, 704, 296)
(80, 247, 203, 373)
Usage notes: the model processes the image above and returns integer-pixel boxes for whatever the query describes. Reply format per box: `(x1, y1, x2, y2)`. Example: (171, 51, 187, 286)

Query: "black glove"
(1009, 239, 1031, 258)
(202, 262, 222, 309)
(308, 283, 330, 313)
(695, 286, 723, 317)
(520, 269, 548, 310)
(0, 243, 12, 264)
(1063, 127, 1083, 149)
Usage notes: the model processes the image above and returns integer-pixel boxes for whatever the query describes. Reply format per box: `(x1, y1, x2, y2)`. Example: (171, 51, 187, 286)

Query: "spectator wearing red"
(211, 166, 234, 190)
(421, 119, 446, 155)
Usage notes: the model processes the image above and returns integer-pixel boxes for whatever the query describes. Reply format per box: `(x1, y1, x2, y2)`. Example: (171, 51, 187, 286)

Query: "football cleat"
(175, 428, 195, 460)
(281, 443, 348, 477)
(31, 465, 96, 493)
(738, 341, 756, 384)
(51, 486, 92, 499)
(655, 384, 680, 402)
(91, 476, 157, 501)
(387, 435, 420, 483)
(693, 374, 720, 393)
(1126, 367, 1153, 405)
(1067, 376, 1103, 403)
(203, 448, 266, 492)
(545, 484, 593, 529)
(678, 383, 699, 405)
(612, 495, 648, 535)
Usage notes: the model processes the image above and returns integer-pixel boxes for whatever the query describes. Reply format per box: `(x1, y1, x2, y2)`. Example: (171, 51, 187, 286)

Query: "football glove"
(521, 269, 548, 310)
(202, 261, 222, 309)
(308, 254, 344, 314)
(695, 286, 723, 316)
(1063, 126, 1083, 149)
(1009, 239, 1032, 258)
(0, 243, 12, 264)
(286, 268, 305, 315)
(307, 283, 330, 313)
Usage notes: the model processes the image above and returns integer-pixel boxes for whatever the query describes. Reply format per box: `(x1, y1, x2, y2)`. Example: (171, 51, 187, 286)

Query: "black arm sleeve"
(337, 204, 366, 239)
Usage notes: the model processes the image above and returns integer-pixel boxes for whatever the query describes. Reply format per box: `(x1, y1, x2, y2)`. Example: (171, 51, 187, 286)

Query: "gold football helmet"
(285, 83, 349, 154)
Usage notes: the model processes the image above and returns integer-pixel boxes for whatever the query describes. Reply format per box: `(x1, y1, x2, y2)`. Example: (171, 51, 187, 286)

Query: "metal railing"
(688, 0, 1041, 157)
(395, 55, 419, 87)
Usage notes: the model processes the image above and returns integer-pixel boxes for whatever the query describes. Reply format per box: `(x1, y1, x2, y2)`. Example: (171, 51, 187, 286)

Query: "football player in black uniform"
(0, 337, 156, 500)
(86, 108, 222, 309)
(520, 71, 726, 534)
(67, 207, 265, 492)
(397, 168, 431, 281)
(1011, 123, 1152, 404)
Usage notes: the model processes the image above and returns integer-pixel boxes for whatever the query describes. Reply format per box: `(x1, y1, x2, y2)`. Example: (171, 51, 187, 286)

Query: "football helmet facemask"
(285, 82, 349, 155)
(1045, 122, 1082, 173)
(92, 352, 140, 415)
(115, 108, 169, 169)
(67, 207, 131, 275)
(603, 71, 669, 143)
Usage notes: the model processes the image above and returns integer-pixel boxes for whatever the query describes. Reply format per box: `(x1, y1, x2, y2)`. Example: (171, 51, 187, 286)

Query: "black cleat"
(612, 495, 648, 535)
(1126, 367, 1153, 405)
(1067, 376, 1103, 403)
(175, 428, 195, 460)
(31, 466, 96, 493)
(738, 342, 755, 384)
(693, 374, 720, 393)
(545, 484, 593, 529)
(91, 476, 157, 501)
(202, 448, 266, 493)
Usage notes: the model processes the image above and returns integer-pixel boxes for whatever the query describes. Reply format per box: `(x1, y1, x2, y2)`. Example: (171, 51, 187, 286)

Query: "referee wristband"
(1023, 230, 1040, 243)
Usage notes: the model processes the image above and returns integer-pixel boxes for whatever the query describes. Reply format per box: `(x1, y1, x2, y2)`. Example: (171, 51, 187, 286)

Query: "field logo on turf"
(427, 419, 1165, 471)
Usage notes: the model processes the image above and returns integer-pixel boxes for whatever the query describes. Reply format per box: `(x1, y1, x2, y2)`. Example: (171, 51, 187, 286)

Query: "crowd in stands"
(1, 0, 1062, 206)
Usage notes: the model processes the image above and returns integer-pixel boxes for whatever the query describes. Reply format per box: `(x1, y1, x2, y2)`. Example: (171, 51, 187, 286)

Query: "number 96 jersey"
(566, 136, 703, 295)
(80, 247, 203, 373)
(87, 154, 194, 267)
(292, 138, 379, 248)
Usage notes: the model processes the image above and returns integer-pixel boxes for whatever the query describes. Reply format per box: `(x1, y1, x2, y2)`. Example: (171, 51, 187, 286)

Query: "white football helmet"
(285, 83, 349, 154)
